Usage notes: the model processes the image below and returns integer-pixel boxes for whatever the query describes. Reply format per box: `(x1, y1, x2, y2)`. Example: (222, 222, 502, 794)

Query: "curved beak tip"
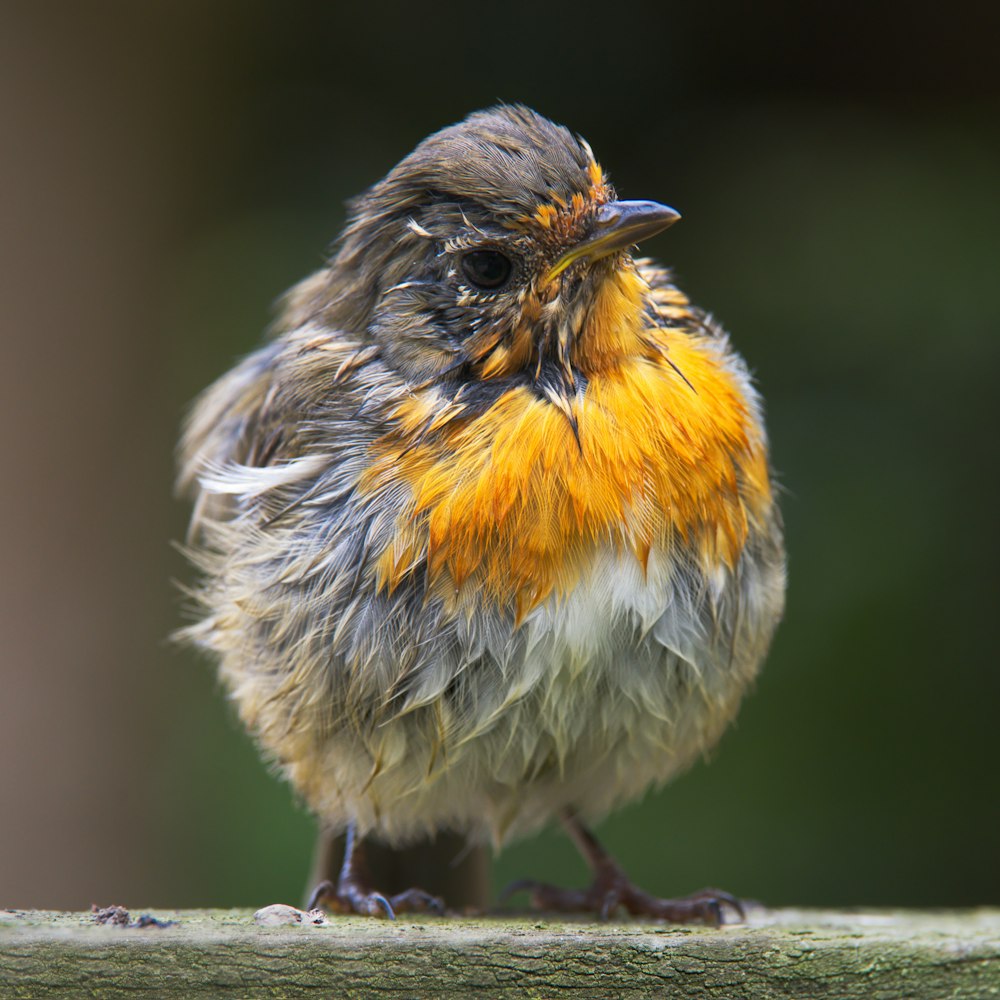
(596, 199, 682, 237)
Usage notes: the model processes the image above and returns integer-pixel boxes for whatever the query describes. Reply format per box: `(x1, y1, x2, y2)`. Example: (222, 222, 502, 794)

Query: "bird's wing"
(176, 310, 384, 541)
(177, 337, 289, 536)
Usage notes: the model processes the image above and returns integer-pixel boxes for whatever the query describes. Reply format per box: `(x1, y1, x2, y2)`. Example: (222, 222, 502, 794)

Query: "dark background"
(2, 1, 997, 911)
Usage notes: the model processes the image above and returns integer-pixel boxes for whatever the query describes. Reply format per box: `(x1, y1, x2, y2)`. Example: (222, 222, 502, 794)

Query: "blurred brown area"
(0, 2, 997, 910)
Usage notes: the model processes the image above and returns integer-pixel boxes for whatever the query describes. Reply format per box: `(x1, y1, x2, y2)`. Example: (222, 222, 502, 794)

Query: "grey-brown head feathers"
(281, 106, 603, 339)
(348, 104, 595, 227)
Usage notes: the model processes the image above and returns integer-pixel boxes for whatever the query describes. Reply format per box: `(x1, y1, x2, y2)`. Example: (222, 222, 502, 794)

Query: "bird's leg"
(502, 809, 744, 926)
(306, 823, 444, 920)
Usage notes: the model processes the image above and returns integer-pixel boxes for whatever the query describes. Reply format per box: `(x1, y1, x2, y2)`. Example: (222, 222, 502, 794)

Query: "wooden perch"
(1, 906, 997, 998)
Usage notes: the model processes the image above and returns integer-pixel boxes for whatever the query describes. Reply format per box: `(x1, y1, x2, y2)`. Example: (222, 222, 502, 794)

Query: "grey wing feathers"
(177, 340, 286, 537)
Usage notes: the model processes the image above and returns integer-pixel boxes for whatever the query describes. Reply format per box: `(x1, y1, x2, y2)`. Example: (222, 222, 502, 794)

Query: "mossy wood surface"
(1, 907, 997, 998)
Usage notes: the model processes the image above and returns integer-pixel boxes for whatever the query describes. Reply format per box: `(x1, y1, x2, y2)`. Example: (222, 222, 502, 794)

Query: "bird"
(177, 105, 786, 925)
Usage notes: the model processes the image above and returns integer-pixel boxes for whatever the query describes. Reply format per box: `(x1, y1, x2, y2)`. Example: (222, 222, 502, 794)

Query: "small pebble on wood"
(253, 903, 328, 926)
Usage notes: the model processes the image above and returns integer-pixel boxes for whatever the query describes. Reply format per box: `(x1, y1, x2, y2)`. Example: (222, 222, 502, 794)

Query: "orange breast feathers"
(360, 316, 772, 620)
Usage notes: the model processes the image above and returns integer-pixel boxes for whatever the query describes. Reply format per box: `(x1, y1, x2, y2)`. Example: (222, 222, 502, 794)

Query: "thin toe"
(680, 887, 745, 921)
(306, 879, 336, 912)
(388, 888, 445, 915)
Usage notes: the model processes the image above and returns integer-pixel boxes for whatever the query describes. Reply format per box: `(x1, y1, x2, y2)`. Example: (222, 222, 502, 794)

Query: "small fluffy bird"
(179, 106, 785, 923)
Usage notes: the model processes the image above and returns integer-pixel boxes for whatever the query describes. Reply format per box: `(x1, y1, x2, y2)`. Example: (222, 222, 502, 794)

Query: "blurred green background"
(1, 2, 997, 911)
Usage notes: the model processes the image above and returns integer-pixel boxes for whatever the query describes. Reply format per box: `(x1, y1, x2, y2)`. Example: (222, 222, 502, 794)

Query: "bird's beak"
(543, 200, 681, 284)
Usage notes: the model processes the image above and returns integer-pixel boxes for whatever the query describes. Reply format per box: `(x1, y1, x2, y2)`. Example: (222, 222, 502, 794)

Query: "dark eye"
(461, 249, 512, 289)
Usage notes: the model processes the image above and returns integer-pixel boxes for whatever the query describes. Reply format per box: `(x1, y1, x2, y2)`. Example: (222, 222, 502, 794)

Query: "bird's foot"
(501, 867, 743, 926)
(307, 877, 444, 920)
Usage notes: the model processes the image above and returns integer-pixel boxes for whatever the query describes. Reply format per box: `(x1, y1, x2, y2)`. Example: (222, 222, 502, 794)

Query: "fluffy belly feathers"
(284, 538, 780, 846)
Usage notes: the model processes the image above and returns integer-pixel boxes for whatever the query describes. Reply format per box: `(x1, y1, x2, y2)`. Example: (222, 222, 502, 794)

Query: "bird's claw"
(307, 878, 444, 920)
(502, 874, 744, 926)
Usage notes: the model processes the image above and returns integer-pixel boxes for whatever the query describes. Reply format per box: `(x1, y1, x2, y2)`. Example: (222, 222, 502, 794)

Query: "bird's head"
(292, 105, 680, 401)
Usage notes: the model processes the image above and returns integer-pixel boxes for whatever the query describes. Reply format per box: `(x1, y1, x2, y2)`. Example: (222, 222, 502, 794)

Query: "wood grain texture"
(1, 907, 998, 998)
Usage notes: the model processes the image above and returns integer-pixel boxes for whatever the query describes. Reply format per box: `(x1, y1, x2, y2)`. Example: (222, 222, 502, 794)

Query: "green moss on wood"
(1, 908, 998, 998)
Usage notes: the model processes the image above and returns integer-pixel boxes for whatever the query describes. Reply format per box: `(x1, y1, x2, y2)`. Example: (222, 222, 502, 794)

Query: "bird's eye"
(461, 249, 512, 290)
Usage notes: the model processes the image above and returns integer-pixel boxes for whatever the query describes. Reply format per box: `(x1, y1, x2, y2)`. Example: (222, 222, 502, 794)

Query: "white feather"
(198, 455, 329, 499)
